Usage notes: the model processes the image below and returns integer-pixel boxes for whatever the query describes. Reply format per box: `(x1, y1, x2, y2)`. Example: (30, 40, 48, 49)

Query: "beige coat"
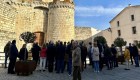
(91, 47, 99, 61)
(72, 46, 81, 66)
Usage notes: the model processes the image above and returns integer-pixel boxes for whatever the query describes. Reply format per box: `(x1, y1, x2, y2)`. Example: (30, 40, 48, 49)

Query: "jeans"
(94, 61, 99, 72)
(5, 54, 8, 68)
(106, 57, 113, 69)
(112, 56, 117, 67)
(134, 56, 139, 67)
(64, 61, 69, 71)
(57, 59, 64, 73)
(88, 52, 92, 65)
(40, 57, 46, 70)
(68, 58, 72, 75)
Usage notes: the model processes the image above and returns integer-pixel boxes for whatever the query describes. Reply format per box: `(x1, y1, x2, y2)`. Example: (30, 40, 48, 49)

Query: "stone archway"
(34, 32, 45, 46)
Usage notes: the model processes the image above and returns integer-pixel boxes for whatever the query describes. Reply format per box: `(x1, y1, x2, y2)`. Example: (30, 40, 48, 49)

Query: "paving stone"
(0, 64, 140, 80)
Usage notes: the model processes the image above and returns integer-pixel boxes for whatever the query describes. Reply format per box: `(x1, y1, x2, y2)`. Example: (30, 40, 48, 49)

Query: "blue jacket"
(9, 44, 18, 59)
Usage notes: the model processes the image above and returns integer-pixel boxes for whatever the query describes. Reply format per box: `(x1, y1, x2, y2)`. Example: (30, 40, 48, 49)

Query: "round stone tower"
(46, 0, 75, 42)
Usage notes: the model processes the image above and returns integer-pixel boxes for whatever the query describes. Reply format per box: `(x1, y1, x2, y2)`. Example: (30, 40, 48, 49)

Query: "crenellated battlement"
(32, 1, 48, 7)
(49, 0, 74, 9)
(5, 0, 49, 8)
(10, 1, 32, 7)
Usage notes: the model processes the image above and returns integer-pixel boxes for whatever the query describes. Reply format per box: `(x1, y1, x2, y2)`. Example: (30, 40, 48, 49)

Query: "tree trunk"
(120, 47, 123, 64)
(120, 47, 123, 55)
(24, 43, 27, 60)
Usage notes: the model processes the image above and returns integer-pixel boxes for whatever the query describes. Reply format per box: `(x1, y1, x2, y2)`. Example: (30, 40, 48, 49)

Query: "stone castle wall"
(0, 1, 17, 52)
(75, 27, 101, 46)
(10, 2, 48, 50)
(75, 27, 92, 41)
(46, 1, 75, 42)
(0, 0, 99, 52)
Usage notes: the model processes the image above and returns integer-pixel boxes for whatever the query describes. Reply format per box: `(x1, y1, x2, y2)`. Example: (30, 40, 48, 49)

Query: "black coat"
(104, 47, 112, 58)
(9, 44, 18, 59)
(111, 47, 117, 56)
(80, 46, 87, 61)
(47, 44, 56, 61)
(97, 43, 103, 54)
(56, 45, 65, 60)
(66, 44, 73, 58)
(133, 46, 139, 57)
(19, 48, 28, 60)
(129, 46, 133, 56)
(31, 45, 41, 58)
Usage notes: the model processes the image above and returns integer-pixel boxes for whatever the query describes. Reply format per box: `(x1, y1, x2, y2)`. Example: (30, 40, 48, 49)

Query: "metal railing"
(0, 52, 32, 68)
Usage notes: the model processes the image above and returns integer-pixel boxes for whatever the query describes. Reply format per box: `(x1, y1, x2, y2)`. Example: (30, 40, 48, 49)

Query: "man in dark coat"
(104, 44, 112, 70)
(4, 41, 11, 68)
(132, 43, 139, 67)
(19, 44, 28, 60)
(8, 40, 18, 74)
(129, 43, 134, 65)
(80, 42, 87, 71)
(111, 44, 117, 68)
(64, 42, 69, 72)
(97, 40, 104, 71)
(56, 42, 65, 73)
(47, 41, 56, 72)
(31, 42, 41, 65)
(66, 40, 74, 76)
(87, 42, 92, 66)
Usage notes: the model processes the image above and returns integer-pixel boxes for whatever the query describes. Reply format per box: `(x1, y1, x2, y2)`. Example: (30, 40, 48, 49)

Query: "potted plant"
(114, 37, 127, 64)
(15, 32, 37, 75)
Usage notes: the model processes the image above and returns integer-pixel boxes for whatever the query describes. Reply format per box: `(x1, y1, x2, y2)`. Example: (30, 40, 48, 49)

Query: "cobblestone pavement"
(0, 64, 140, 80)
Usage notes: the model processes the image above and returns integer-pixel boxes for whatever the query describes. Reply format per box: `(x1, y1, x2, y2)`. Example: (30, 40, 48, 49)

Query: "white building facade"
(102, 4, 140, 46)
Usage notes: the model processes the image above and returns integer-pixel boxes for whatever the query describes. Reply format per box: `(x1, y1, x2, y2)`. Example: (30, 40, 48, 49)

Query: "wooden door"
(34, 32, 44, 46)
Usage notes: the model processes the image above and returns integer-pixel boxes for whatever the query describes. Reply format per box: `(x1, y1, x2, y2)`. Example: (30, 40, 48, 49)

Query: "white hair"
(50, 41, 54, 44)
(72, 41, 78, 45)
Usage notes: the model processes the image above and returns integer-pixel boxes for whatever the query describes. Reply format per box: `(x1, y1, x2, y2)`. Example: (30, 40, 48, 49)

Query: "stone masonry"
(0, 1, 17, 52)
(46, 0, 75, 42)
(0, 0, 101, 52)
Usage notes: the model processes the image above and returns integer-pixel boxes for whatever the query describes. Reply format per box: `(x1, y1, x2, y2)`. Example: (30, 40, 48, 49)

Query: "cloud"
(75, 6, 125, 17)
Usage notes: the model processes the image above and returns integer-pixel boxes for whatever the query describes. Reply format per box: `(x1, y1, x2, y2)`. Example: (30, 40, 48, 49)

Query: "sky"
(73, 0, 140, 30)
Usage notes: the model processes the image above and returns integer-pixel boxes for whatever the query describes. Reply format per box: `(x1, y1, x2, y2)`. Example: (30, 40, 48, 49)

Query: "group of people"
(87, 41, 140, 72)
(31, 40, 83, 80)
(124, 43, 139, 70)
(3, 39, 140, 80)
(87, 41, 118, 72)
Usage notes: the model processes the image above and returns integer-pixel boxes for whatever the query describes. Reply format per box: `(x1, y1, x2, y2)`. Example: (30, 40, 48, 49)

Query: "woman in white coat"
(91, 42, 100, 72)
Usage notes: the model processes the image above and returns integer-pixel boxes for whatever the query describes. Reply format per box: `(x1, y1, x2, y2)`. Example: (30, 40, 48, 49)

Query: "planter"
(15, 60, 36, 75)
(117, 56, 125, 64)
